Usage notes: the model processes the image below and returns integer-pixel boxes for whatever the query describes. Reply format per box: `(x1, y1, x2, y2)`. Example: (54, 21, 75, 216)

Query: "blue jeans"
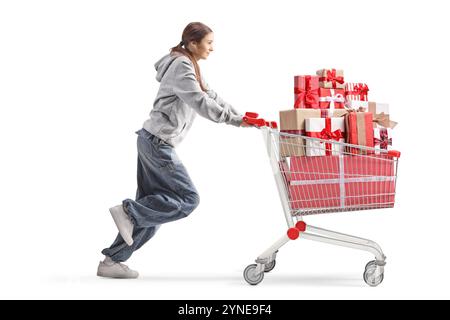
(102, 129, 200, 262)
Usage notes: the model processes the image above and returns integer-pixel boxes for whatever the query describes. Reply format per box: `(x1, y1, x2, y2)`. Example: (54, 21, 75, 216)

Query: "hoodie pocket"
(171, 122, 187, 140)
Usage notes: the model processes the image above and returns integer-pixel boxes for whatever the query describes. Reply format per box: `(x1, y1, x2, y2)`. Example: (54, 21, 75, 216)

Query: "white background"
(0, 0, 448, 299)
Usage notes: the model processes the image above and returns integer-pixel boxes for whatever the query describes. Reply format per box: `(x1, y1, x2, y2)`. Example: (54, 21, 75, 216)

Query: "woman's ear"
(188, 41, 197, 52)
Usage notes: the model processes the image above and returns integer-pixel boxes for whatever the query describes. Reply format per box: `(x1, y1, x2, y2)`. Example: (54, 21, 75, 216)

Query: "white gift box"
(345, 83, 369, 102)
(305, 117, 345, 156)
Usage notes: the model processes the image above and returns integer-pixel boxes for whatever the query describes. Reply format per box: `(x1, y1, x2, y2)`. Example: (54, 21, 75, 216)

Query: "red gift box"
(343, 155, 395, 207)
(294, 75, 320, 109)
(318, 88, 346, 110)
(288, 155, 395, 210)
(345, 111, 374, 153)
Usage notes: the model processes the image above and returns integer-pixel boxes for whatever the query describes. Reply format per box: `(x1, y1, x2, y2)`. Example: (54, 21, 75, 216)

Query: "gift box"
(279, 109, 348, 157)
(318, 88, 346, 110)
(343, 155, 396, 207)
(345, 111, 374, 152)
(346, 101, 397, 129)
(368, 101, 389, 115)
(289, 156, 341, 208)
(345, 83, 369, 102)
(347, 101, 388, 114)
(280, 109, 348, 157)
(316, 68, 345, 89)
(305, 117, 345, 156)
(367, 102, 397, 128)
(294, 75, 320, 109)
(288, 155, 395, 210)
(374, 127, 393, 153)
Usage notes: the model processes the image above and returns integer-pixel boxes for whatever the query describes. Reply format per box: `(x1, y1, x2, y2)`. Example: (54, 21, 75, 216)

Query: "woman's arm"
(202, 77, 243, 117)
(173, 59, 242, 127)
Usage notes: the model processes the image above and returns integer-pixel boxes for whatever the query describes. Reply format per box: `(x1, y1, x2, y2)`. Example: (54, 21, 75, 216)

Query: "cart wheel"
(365, 260, 377, 270)
(363, 264, 384, 287)
(264, 260, 276, 273)
(243, 264, 264, 285)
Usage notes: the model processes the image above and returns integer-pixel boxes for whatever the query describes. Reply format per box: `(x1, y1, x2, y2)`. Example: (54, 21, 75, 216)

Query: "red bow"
(320, 128, 343, 141)
(322, 69, 344, 87)
(294, 87, 319, 108)
(352, 84, 369, 100)
(374, 128, 392, 149)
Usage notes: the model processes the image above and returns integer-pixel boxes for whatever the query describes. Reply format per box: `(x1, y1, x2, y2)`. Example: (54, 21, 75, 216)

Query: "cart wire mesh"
(274, 130, 399, 216)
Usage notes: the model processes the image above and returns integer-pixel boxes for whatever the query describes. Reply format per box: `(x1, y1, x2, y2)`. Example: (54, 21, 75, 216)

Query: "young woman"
(97, 22, 250, 278)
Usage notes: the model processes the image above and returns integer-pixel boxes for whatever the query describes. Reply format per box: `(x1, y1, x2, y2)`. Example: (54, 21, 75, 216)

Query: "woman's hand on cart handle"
(240, 120, 254, 127)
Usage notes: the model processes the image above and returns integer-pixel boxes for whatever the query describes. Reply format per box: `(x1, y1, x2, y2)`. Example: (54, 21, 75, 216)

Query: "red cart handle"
(244, 116, 266, 127)
(245, 112, 259, 119)
(387, 150, 401, 158)
(243, 112, 278, 129)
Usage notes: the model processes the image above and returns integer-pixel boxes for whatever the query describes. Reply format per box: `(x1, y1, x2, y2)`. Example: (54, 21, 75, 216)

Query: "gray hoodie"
(143, 53, 243, 147)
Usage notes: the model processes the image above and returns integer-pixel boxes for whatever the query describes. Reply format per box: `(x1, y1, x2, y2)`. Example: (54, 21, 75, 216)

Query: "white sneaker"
(109, 204, 134, 246)
(97, 258, 139, 279)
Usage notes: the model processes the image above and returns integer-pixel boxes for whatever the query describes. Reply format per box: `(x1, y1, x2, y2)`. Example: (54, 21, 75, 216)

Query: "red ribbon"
(294, 87, 319, 108)
(350, 83, 369, 100)
(319, 69, 344, 87)
(306, 118, 343, 155)
(319, 127, 343, 141)
(374, 128, 392, 149)
(321, 110, 329, 118)
(294, 76, 319, 108)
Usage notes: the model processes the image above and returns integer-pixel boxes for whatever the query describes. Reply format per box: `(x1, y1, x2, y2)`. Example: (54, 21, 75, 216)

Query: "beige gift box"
(279, 108, 348, 157)
(316, 68, 345, 89)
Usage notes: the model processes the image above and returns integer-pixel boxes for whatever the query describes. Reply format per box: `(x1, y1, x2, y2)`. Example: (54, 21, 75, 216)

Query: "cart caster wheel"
(365, 260, 377, 270)
(264, 260, 276, 273)
(244, 264, 264, 285)
(363, 264, 384, 287)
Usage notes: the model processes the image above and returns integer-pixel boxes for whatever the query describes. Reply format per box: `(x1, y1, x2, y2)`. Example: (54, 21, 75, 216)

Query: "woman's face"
(189, 32, 214, 61)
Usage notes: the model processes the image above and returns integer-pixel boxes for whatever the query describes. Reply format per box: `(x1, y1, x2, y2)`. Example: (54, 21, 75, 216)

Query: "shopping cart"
(242, 112, 400, 286)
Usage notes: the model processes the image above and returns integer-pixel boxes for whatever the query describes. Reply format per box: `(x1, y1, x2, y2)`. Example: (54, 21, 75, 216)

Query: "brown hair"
(171, 22, 213, 92)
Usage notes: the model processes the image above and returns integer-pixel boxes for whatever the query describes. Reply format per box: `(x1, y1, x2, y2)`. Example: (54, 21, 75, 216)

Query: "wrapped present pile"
(280, 68, 397, 156)
(279, 68, 398, 210)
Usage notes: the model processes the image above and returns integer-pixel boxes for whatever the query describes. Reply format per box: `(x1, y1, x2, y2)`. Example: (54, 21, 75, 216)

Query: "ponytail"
(170, 42, 207, 92)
